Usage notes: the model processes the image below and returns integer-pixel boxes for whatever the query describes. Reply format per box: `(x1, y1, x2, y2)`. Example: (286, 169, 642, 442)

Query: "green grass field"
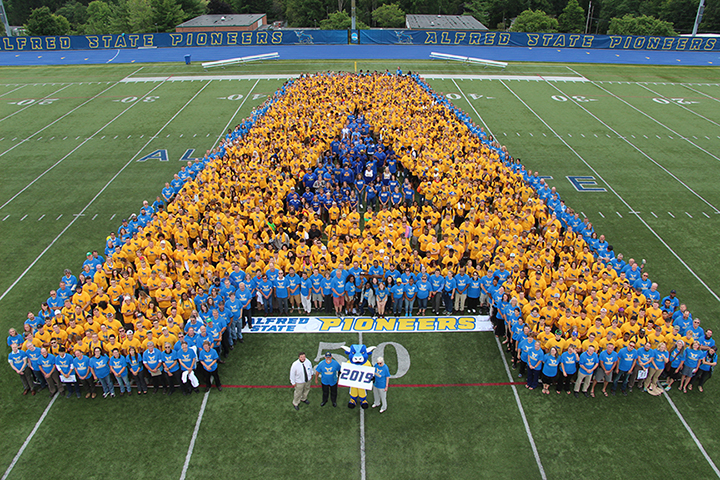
(1, 59, 720, 480)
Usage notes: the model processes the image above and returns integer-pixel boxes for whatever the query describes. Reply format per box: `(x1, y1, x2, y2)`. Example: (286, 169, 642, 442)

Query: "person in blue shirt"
(694, 346, 717, 393)
(126, 346, 147, 395)
(416, 274, 431, 317)
(89, 347, 114, 398)
(286, 268, 302, 313)
(176, 342, 198, 395)
(258, 274, 274, 316)
(661, 290, 680, 312)
(595, 343, 618, 397)
(309, 268, 324, 312)
(371, 356, 391, 413)
(55, 347, 77, 399)
(517, 332, 537, 378)
(429, 269, 445, 315)
(109, 348, 131, 396)
(162, 342, 181, 396)
(559, 345, 579, 394)
(143, 342, 167, 394)
(8, 343, 35, 395)
(199, 340, 222, 392)
(375, 281, 389, 318)
(72, 349, 94, 398)
(38, 347, 63, 398)
(236, 282, 254, 332)
(467, 272, 481, 314)
(645, 342, 669, 393)
(666, 340, 686, 391)
(345, 275, 358, 315)
(391, 280, 404, 317)
(442, 271, 456, 314)
(273, 271, 290, 316)
(314, 352, 341, 407)
(526, 341, 543, 390)
(613, 342, 638, 396)
(680, 341, 706, 393)
(541, 347, 561, 395)
(453, 268, 471, 313)
(403, 277, 417, 317)
(574, 345, 599, 398)
(331, 270, 347, 316)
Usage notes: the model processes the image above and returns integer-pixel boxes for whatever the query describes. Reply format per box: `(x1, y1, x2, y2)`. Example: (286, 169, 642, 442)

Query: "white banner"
(242, 315, 492, 333)
(338, 363, 375, 389)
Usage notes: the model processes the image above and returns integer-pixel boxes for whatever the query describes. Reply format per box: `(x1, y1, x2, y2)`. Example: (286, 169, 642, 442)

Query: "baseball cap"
(670, 289, 676, 294)
(86, 251, 92, 256)
(54, 309, 61, 315)
(325, 352, 332, 357)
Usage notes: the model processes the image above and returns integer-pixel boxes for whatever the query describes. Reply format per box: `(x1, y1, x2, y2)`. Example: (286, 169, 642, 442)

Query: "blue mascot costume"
(342, 344, 375, 409)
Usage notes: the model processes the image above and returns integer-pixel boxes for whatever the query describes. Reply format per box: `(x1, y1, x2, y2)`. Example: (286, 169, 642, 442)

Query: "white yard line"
(0, 80, 211, 303)
(544, 81, 720, 214)
(1, 395, 58, 480)
(681, 84, 720, 103)
(636, 83, 720, 128)
(359, 331, 367, 480)
(494, 337, 546, 480)
(662, 391, 720, 478)
(213, 78, 261, 148)
(565, 67, 720, 163)
(0, 84, 72, 124)
(0, 80, 168, 211)
(0, 67, 143, 160)
(180, 390, 210, 480)
(122, 74, 300, 83)
(0, 85, 26, 99)
(499, 79, 720, 304)
(452, 79, 494, 138)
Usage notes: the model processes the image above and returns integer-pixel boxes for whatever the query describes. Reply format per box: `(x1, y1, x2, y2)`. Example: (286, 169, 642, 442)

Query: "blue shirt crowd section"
(1, 29, 717, 52)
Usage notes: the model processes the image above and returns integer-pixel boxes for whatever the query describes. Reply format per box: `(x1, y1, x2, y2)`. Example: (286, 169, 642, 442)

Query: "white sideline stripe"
(0, 85, 26, 98)
(424, 74, 587, 82)
(544, 81, 720, 214)
(682, 84, 720, 103)
(500, 79, 720, 305)
(121, 74, 300, 83)
(0, 81, 211, 304)
(0, 79, 167, 211)
(494, 337, 546, 480)
(565, 67, 720, 164)
(359, 331, 366, 480)
(637, 83, 720, 128)
(0, 67, 142, 159)
(663, 391, 720, 478)
(180, 390, 210, 480)
(452, 79, 494, 138)
(213, 79, 261, 148)
(0, 83, 72, 124)
(1, 395, 58, 480)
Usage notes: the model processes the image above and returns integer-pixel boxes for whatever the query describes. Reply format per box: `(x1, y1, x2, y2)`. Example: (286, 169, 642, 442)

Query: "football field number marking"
(652, 97, 698, 105)
(116, 96, 159, 103)
(314, 340, 410, 379)
(8, 98, 59, 106)
(552, 95, 597, 102)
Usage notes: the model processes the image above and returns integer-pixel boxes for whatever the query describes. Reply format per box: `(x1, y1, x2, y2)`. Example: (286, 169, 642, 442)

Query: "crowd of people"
(5, 71, 716, 400)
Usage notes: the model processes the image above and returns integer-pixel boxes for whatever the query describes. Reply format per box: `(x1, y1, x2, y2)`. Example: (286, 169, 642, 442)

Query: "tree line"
(6, 0, 719, 36)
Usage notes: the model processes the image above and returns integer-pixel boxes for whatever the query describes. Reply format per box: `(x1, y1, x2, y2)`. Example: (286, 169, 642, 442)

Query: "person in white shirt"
(290, 352, 313, 411)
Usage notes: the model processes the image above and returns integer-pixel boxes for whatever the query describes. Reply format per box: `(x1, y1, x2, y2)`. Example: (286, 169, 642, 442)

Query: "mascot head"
(342, 344, 376, 365)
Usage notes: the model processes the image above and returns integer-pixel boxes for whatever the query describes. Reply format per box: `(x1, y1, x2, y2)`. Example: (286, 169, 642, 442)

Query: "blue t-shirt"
(684, 348, 706, 369)
(127, 354, 143, 374)
(404, 283, 417, 299)
(652, 349, 669, 370)
(176, 348, 197, 371)
(142, 349, 163, 370)
(198, 348, 219, 371)
(416, 280, 431, 300)
(90, 355, 110, 378)
(617, 347, 637, 372)
(373, 363, 391, 389)
(391, 283, 404, 298)
(73, 355, 91, 378)
(8, 350, 28, 371)
(38, 353, 56, 375)
(542, 354, 560, 376)
(519, 338, 535, 362)
(560, 351, 577, 375)
(109, 355, 128, 376)
(528, 348, 543, 370)
(315, 359, 341, 385)
(161, 350, 179, 372)
(331, 277, 346, 297)
(579, 351, 599, 375)
(599, 350, 618, 371)
(274, 277, 289, 298)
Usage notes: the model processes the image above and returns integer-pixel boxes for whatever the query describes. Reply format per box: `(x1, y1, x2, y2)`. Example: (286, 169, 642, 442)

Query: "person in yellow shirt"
(122, 330, 143, 355)
(546, 330, 567, 353)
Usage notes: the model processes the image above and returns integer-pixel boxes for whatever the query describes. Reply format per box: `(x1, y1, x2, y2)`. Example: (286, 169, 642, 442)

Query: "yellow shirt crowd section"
(24, 72, 672, 357)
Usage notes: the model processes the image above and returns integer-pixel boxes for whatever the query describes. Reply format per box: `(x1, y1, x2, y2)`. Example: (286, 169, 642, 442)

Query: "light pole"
(692, 0, 705, 36)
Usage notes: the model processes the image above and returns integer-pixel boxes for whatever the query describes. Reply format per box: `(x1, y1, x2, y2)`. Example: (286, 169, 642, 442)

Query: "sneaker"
(665, 385, 672, 391)
(293, 404, 299, 411)
(573, 392, 579, 398)
(371, 404, 379, 408)
(110, 393, 115, 398)
(332, 402, 337, 407)
(76, 393, 81, 398)
(622, 390, 628, 396)
(379, 408, 386, 413)
(217, 386, 222, 391)
(321, 402, 327, 407)
(583, 392, 589, 398)
(103, 392, 109, 398)
(302, 399, 310, 405)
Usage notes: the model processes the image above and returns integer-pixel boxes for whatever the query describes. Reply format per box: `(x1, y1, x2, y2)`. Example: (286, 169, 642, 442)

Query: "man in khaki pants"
(290, 352, 313, 411)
